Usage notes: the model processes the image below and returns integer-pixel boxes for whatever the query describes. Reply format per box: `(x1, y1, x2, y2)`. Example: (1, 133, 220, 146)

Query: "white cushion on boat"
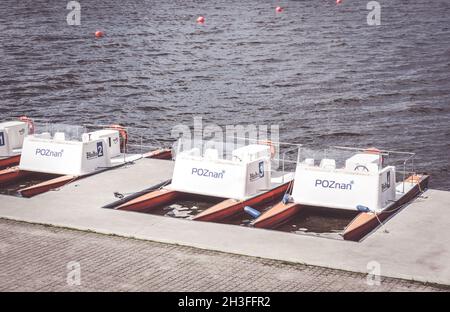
(191, 148, 201, 157)
(365, 163, 379, 172)
(204, 148, 219, 160)
(54, 132, 66, 141)
(181, 147, 201, 157)
(38, 132, 51, 139)
(320, 158, 336, 170)
(81, 133, 90, 142)
(304, 158, 315, 166)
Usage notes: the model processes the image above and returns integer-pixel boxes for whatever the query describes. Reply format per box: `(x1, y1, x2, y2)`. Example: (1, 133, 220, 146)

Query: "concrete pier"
(0, 158, 449, 286)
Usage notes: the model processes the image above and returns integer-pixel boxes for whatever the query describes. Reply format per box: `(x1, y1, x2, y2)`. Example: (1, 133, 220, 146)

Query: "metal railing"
(328, 146, 416, 193)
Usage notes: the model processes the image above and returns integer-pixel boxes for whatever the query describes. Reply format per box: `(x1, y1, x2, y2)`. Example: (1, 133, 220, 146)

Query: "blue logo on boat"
(86, 142, 105, 159)
(315, 179, 353, 190)
(191, 168, 225, 179)
(0, 132, 4, 146)
(259, 161, 264, 178)
(35, 148, 64, 158)
(249, 161, 265, 182)
(97, 142, 104, 157)
(381, 171, 391, 192)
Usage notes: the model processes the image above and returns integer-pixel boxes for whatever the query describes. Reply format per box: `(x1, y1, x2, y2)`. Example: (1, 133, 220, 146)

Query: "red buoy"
(196, 16, 205, 24)
(95, 31, 104, 38)
(275, 6, 283, 13)
(336, 0, 342, 4)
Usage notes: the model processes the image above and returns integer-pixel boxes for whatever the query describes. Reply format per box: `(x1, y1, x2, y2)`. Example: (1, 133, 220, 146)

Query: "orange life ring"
(18, 116, 34, 134)
(364, 147, 381, 154)
(364, 147, 384, 167)
(260, 140, 276, 158)
(405, 175, 421, 184)
(109, 124, 128, 152)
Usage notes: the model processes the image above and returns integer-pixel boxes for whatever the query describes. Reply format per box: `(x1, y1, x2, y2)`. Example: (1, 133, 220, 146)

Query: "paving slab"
(1, 218, 447, 292)
(0, 158, 449, 286)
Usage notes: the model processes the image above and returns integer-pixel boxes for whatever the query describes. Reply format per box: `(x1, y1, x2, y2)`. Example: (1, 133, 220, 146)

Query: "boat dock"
(0, 158, 449, 287)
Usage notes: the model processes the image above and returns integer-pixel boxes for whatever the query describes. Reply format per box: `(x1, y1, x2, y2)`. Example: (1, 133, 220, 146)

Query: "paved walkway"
(0, 219, 447, 292)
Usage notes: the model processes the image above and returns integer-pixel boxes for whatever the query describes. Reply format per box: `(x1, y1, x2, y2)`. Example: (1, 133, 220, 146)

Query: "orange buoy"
(196, 16, 205, 24)
(259, 140, 276, 158)
(364, 147, 384, 166)
(275, 6, 283, 13)
(364, 147, 381, 154)
(109, 124, 128, 152)
(18, 116, 35, 134)
(95, 31, 104, 38)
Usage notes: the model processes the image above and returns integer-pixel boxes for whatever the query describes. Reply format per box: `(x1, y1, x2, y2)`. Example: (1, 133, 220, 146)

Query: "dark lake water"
(1, 0, 449, 190)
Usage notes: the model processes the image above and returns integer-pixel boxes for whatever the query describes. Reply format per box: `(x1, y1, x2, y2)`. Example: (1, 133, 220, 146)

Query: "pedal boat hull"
(0, 155, 21, 170)
(0, 148, 172, 198)
(252, 175, 429, 241)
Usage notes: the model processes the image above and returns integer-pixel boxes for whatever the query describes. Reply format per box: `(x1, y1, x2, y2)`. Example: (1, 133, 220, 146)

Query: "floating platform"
(0, 158, 449, 286)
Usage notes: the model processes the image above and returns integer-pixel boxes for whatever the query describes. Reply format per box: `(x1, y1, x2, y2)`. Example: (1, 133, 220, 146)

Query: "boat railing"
(25, 121, 301, 172)
(280, 145, 301, 182)
(228, 136, 301, 179)
(26, 120, 172, 157)
(331, 146, 417, 194)
(169, 136, 301, 182)
(32, 121, 87, 142)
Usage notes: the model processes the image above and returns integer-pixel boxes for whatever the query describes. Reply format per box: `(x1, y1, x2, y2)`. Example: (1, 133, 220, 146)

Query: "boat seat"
(204, 148, 219, 160)
(180, 147, 200, 157)
(54, 132, 66, 141)
(320, 158, 336, 170)
(36, 132, 51, 140)
(81, 133, 90, 142)
(303, 158, 314, 166)
(190, 148, 201, 157)
(232, 155, 242, 162)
